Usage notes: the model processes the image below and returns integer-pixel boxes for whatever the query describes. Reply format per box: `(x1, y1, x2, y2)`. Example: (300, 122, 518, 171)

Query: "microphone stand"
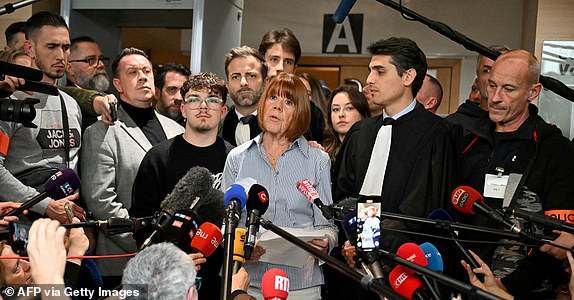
(257, 217, 404, 300)
(376, 249, 503, 300)
(221, 204, 239, 300)
(376, 0, 574, 102)
(0, 0, 39, 16)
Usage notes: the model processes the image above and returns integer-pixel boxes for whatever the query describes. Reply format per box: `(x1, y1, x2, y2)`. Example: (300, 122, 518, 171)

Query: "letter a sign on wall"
(322, 14, 363, 54)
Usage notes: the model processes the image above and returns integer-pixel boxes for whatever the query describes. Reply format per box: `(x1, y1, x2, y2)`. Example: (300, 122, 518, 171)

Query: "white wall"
(242, 0, 524, 104)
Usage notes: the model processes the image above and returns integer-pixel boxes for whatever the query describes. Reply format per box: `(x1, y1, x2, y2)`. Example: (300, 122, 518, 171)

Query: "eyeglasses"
(195, 277, 203, 291)
(68, 56, 110, 67)
(184, 96, 223, 108)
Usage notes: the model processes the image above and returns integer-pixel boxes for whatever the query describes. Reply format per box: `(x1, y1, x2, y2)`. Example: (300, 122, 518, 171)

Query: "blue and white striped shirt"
(222, 133, 338, 290)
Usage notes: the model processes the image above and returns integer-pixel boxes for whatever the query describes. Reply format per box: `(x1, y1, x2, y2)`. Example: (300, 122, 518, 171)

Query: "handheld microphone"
(224, 184, 247, 231)
(1, 168, 80, 218)
(419, 242, 443, 272)
(191, 222, 222, 257)
(233, 228, 246, 274)
(396, 243, 428, 275)
(388, 265, 430, 300)
(333, 0, 358, 23)
(297, 179, 334, 219)
(451, 186, 522, 234)
(140, 167, 214, 250)
(262, 268, 289, 300)
(244, 184, 270, 260)
(504, 207, 574, 235)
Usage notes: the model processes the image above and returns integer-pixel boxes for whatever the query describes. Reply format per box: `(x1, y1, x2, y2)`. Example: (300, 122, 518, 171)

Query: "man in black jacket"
(459, 49, 574, 299)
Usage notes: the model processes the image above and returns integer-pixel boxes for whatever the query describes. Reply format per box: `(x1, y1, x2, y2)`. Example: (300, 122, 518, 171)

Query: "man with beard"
(66, 36, 110, 93)
(80, 47, 183, 288)
(0, 11, 85, 223)
(153, 63, 191, 127)
(221, 46, 267, 146)
(130, 72, 232, 300)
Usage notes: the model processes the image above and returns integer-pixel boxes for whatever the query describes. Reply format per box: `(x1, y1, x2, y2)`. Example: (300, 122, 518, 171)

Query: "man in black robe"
(326, 37, 460, 300)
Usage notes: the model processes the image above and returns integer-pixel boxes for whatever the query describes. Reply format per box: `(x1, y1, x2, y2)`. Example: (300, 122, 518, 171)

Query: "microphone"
(244, 184, 270, 260)
(0, 60, 43, 81)
(1, 168, 80, 218)
(451, 186, 522, 234)
(419, 242, 443, 272)
(140, 167, 214, 250)
(262, 268, 289, 300)
(396, 242, 428, 275)
(388, 265, 430, 300)
(191, 222, 222, 257)
(224, 184, 247, 231)
(504, 207, 574, 235)
(62, 216, 155, 235)
(333, 0, 358, 23)
(233, 228, 246, 274)
(297, 179, 334, 219)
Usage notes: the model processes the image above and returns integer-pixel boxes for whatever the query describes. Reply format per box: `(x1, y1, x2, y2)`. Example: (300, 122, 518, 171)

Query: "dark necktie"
(382, 117, 394, 126)
(240, 115, 255, 124)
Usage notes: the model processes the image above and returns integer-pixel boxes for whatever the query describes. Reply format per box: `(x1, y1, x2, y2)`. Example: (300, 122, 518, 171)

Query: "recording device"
(190, 222, 222, 257)
(419, 242, 443, 272)
(297, 179, 334, 219)
(0, 168, 81, 219)
(356, 200, 381, 252)
(261, 268, 289, 300)
(109, 100, 117, 122)
(244, 184, 269, 260)
(233, 228, 247, 274)
(388, 265, 430, 300)
(0, 98, 39, 127)
(223, 184, 247, 232)
(9, 220, 30, 256)
(396, 243, 428, 275)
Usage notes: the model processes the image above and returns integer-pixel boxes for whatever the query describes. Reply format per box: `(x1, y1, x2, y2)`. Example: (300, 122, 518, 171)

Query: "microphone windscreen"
(161, 167, 214, 212)
(193, 188, 225, 228)
(419, 242, 443, 272)
(262, 268, 289, 300)
(246, 184, 270, 214)
(163, 209, 198, 253)
(397, 242, 428, 275)
(190, 222, 222, 257)
(44, 168, 81, 199)
(296, 179, 319, 202)
(233, 227, 246, 263)
(451, 186, 483, 215)
(224, 184, 247, 209)
(389, 265, 425, 299)
(426, 208, 453, 221)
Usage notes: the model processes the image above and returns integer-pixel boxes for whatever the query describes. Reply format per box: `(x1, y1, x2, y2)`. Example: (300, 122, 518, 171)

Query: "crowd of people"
(0, 9, 574, 300)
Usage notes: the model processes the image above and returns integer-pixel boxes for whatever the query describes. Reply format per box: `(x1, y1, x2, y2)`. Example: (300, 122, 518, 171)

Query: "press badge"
(483, 174, 508, 199)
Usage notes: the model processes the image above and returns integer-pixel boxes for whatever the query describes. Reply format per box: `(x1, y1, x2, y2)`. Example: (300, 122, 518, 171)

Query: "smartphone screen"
(356, 200, 381, 251)
(9, 221, 32, 256)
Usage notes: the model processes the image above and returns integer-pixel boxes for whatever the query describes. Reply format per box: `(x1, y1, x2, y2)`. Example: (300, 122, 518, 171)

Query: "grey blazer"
(80, 105, 184, 276)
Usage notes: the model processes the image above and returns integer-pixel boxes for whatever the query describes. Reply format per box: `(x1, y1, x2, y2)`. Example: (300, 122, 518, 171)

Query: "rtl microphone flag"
(262, 268, 289, 300)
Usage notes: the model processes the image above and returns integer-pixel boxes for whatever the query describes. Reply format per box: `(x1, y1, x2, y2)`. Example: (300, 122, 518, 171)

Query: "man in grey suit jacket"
(80, 48, 184, 289)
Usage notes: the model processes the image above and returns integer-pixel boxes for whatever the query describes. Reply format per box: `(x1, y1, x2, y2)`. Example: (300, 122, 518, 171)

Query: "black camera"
(0, 98, 39, 128)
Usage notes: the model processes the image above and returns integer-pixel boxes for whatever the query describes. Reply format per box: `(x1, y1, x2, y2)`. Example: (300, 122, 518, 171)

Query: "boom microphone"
(262, 268, 289, 300)
(297, 179, 334, 219)
(61, 216, 156, 235)
(333, 0, 358, 23)
(0, 60, 43, 81)
(191, 222, 222, 257)
(244, 184, 270, 260)
(233, 228, 246, 274)
(504, 207, 574, 235)
(1, 168, 80, 218)
(451, 186, 522, 234)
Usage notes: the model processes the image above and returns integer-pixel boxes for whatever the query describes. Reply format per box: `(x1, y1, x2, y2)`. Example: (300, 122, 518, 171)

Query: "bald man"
(458, 49, 574, 299)
(416, 74, 443, 113)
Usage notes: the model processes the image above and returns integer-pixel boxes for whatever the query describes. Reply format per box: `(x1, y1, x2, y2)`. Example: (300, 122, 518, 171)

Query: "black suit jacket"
(222, 107, 261, 146)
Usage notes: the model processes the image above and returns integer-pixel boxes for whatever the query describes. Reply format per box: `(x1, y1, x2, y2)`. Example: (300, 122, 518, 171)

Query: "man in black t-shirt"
(130, 72, 233, 300)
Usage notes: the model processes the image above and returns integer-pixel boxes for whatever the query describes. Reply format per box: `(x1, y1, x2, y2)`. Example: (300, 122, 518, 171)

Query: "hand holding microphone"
(189, 222, 222, 271)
